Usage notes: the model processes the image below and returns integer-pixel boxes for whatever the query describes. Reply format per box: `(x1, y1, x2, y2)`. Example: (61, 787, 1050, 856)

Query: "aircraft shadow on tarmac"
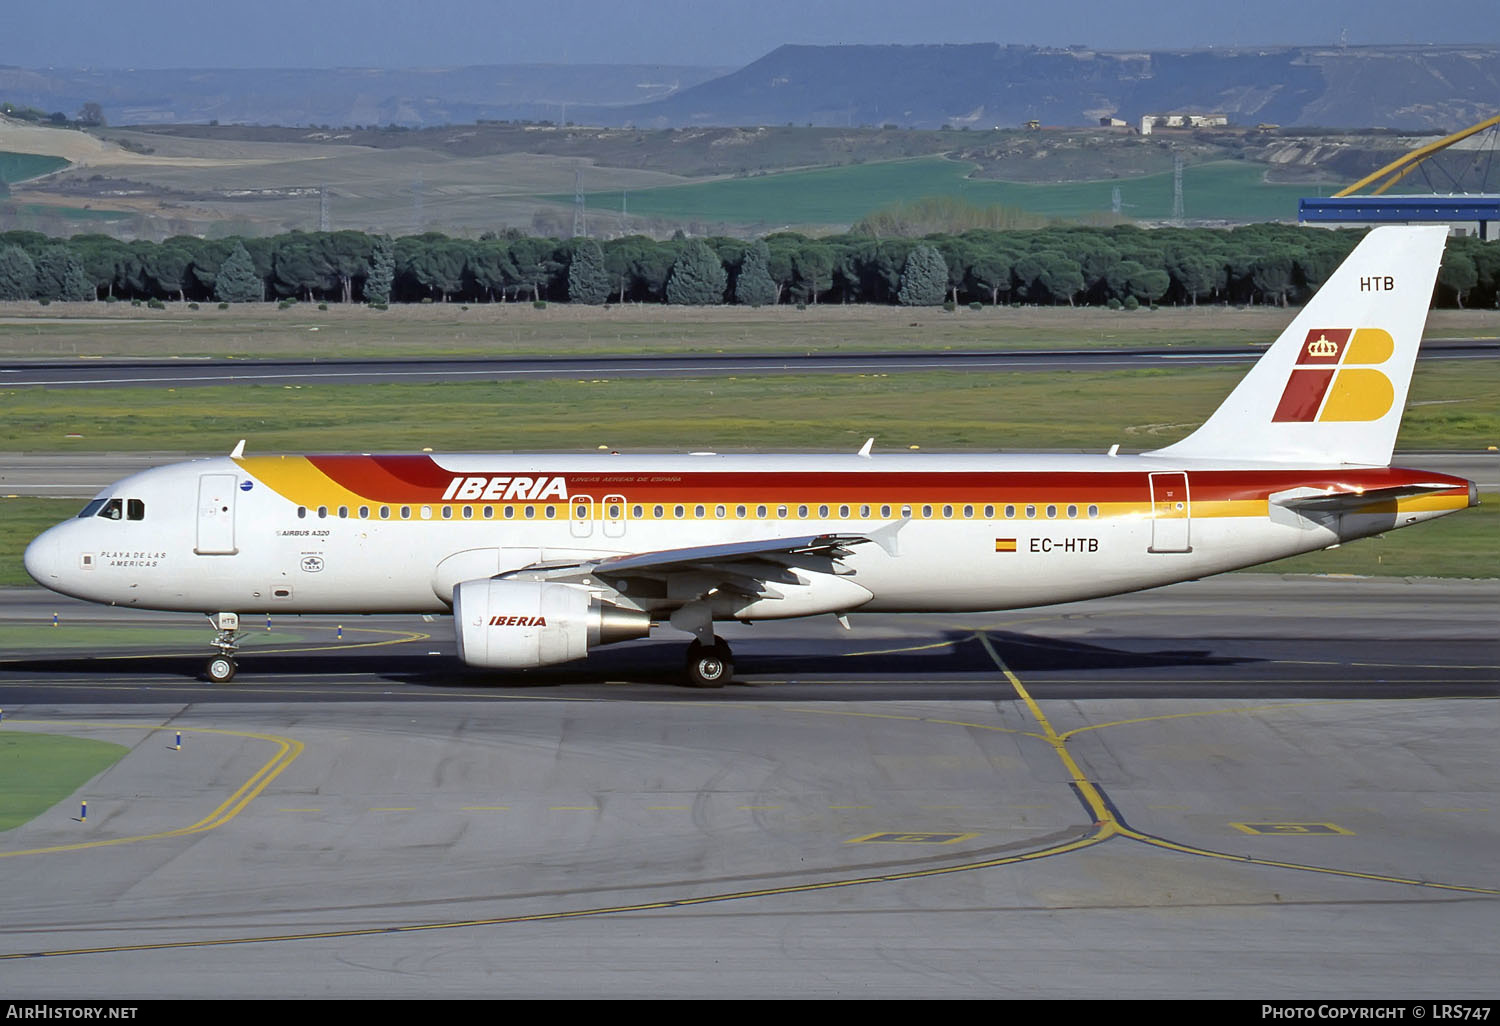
(0, 629, 1256, 690)
(3, 629, 1490, 700)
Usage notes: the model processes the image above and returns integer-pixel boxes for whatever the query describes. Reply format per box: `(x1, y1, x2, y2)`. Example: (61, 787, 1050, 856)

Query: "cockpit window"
(97, 498, 124, 520)
(77, 499, 107, 519)
(127, 499, 145, 521)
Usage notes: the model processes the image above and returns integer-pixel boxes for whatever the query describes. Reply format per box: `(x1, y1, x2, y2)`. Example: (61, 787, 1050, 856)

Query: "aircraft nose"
(23, 529, 61, 586)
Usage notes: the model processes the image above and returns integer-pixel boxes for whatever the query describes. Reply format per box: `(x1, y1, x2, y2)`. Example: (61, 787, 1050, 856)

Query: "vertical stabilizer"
(1148, 225, 1448, 466)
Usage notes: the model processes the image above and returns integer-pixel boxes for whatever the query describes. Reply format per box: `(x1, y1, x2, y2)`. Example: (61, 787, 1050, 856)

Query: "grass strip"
(0, 733, 130, 832)
(3, 363, 1497, 455)
(2, 301, 1498, 361)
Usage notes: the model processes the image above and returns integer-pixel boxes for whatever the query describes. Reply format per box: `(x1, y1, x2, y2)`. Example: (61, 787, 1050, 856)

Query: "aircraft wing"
(494, 529, 897, 613)
(590, 533, 872, 574)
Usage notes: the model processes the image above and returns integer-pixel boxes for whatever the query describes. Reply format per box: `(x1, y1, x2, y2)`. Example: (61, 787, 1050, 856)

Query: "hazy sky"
(7, 0, 1498, 69)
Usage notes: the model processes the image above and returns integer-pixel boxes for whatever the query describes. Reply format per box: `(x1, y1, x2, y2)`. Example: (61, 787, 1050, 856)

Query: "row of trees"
(0, 224, 1496, 309)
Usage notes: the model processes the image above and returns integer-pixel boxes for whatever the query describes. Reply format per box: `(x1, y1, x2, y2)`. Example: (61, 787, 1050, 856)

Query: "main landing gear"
(205, 612, 240, 683)
(684, 636, 733, 688)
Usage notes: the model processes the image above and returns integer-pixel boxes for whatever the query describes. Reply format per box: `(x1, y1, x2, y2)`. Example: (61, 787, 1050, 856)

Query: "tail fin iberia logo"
(1272, 328, 1396, 423)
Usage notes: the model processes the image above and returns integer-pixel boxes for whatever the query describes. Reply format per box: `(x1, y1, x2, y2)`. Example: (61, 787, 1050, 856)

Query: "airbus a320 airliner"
(23, 226, 1478, 686)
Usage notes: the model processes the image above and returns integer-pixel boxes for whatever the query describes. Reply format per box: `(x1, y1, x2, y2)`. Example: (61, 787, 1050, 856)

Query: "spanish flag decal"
(994, 538, 1017, 552)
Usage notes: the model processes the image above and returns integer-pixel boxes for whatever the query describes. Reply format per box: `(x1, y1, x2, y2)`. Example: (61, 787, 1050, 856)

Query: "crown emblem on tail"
(1306, 334, 1339, 357)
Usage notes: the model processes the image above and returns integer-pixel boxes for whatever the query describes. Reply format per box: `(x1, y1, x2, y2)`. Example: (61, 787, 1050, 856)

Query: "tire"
(206, 656, 237, 683)
(684, 639, 732, 688)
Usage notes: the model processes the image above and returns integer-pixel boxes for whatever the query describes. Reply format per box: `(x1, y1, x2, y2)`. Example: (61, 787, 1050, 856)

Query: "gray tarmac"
(0, 576, 1494, 998)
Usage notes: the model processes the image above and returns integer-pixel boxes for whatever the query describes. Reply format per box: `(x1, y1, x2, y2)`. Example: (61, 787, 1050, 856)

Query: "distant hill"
(4, 44, 1497, 134)
(582, 43, 1500, 132)
(0, 64, 730, 128)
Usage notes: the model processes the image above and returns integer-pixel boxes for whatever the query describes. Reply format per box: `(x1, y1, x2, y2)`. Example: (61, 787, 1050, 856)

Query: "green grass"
(1, 202, 134, 222)
(2, 303, 1497, 362)
(0, 151, 69, 184)
(0, 499, 77, 586)
(567, 157, 1315, 225)
(0, 732, 129, 831)
(0, 302, 1328, 361)
(2, 361, 1495, 455)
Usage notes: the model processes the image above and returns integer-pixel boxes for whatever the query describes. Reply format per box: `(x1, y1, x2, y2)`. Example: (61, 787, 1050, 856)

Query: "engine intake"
(453, 579, 651, 669)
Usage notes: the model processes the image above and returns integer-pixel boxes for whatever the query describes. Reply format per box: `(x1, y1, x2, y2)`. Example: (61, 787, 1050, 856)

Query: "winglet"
(857, 437, 875, 459)
(863, 517, 908, 557)
(230, 439, 246, 459)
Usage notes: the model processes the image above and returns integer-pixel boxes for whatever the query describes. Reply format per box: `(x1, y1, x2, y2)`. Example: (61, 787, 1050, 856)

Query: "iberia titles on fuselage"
(20, 226, 1480, 686)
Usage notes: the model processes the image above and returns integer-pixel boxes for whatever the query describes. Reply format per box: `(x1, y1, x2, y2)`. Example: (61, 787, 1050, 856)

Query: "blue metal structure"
(1298, 196, 1500, 239)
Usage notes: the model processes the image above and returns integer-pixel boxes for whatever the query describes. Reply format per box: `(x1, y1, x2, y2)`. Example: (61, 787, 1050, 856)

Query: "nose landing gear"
(205, 612, 240, 683)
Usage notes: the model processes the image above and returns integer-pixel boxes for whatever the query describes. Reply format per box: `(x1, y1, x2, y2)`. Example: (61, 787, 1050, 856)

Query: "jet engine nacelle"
(453, 579, 651, 669)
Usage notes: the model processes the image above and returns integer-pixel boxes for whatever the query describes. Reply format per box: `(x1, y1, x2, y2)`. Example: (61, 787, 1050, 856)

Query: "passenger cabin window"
(297, 506, 307, 520)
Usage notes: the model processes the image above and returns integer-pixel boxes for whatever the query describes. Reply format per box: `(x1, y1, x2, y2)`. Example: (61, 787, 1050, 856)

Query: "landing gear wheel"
(206, 656, 237, 683)
(684, 636, 732, 688)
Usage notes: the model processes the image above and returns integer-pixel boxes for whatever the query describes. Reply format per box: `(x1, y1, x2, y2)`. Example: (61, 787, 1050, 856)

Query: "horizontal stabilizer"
(1270, 482, 1461, 513)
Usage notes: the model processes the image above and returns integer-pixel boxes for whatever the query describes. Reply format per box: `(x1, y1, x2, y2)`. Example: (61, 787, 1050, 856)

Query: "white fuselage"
(23, 451, 1473, 620)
